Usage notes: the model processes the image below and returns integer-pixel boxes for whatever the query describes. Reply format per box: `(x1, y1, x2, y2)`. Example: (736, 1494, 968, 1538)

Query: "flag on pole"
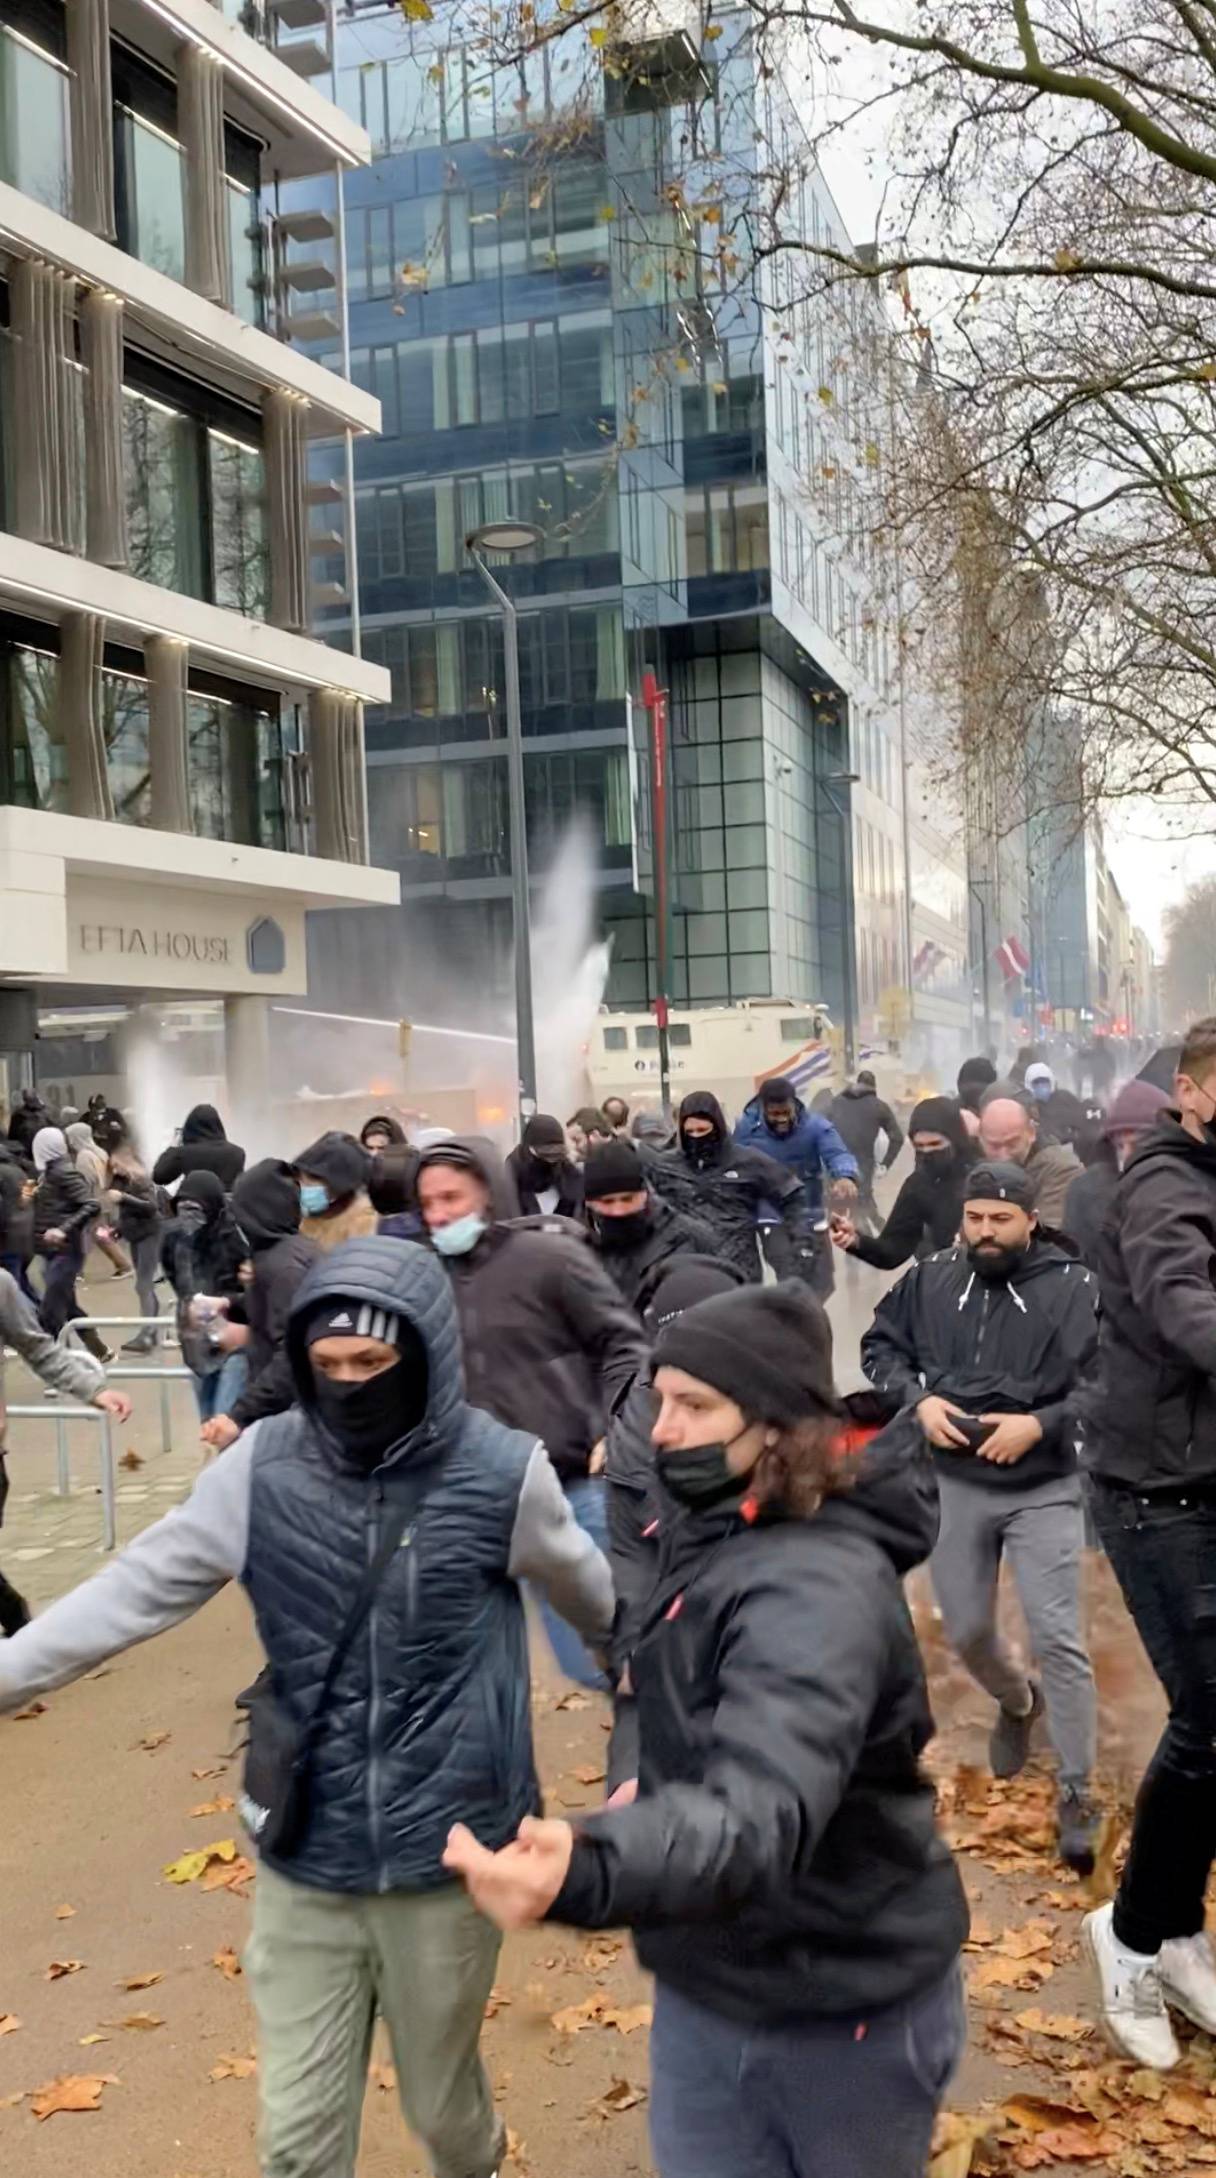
(995, 933, 1030, 982)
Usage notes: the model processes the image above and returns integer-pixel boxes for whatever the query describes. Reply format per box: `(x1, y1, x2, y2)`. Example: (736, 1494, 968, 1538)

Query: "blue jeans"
(538, 1475, 609, 1690)
(649, 1968, 966, 2178)
(0, 1252, 37, 1305)
(193, 1351, 249, 1423)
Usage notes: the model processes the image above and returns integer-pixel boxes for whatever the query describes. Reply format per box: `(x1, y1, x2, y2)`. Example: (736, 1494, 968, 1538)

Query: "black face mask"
(660, 1427, 754, 1511)
(966, 1239, 1028, 1283)
(681, 1132, 719, 1171)
(594, 1205, 652, 1251)
(521, 1151, 564, 1192)
(311, 1356, 425, 1470)
(915, 1147, 956, 1179)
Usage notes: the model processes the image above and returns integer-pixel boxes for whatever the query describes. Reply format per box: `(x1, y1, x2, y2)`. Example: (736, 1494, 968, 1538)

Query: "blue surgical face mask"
(299, 1182, 331, 1217)
(1030, 1079, 1051, 1101)
(430, 1212, 487, 1258)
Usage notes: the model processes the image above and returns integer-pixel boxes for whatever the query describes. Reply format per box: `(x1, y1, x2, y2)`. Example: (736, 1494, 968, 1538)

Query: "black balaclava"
(678, 1091, 727, 1172)
(909, 1095, 968, 1180)
(305, 1299, 428, 1469)
(176, 1168, 227, 1233)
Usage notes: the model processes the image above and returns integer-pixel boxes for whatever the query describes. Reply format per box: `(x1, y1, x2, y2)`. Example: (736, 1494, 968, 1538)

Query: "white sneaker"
(1160, 1930, 1216, 2032)
(1083, 1904, 1180, 2070)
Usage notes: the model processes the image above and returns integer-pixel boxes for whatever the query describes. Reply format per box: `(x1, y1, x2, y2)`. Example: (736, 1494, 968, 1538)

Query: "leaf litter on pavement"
(30, 2073, 119, 2121)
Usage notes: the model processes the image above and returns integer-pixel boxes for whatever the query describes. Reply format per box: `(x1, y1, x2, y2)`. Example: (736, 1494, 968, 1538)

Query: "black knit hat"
(523, 1113, 565, 1151)
(909, 1095, 968, 1155)
(958, 1056, 997, 1091)
(653, 1282, 841, 1424)
(583, 1141, 646, 1201)
(643, 1254, 746, 1333)
(293, 1131, 372, 1199)
(965, 1160, 1036, 1211)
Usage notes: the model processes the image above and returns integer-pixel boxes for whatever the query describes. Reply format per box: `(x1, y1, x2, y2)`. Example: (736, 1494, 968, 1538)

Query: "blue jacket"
(0, 1238, 614, 1895)
(734, 1097, 859, 1219)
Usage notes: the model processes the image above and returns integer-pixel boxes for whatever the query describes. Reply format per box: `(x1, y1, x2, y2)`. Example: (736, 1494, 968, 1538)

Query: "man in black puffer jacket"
(0, 1238, 612, 2178)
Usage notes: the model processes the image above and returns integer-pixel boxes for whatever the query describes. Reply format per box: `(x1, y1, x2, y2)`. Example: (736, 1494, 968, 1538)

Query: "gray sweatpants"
(931, 1470, 1096, 1790)
(245, 1861, 504, 2178)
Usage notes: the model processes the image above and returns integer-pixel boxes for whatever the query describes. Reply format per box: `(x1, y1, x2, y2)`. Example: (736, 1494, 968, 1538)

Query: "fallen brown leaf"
(13, 1700, 46, 1720)
(0, 2015, 19, 2036)
(553, 1691, 590, 1712)
(54, 1904, 76, 1921)
(211, 1947, 242, 1982)
(997, 1921, 1055, 1960)
(31, 2073, 119, 2121)
(118, 1972, 162, 1992)
(962, 1919, 995, 1951)
(591, 2077, 647, 2118)
(164, 1839, 238, 1885)
(189, 1796, 235, 1818)
(581, 1936, 623, 1975)
(1014, 2123, 1121, 2164)
(105, 2013, 163, 2032)
(1013, 2010, 1092, 2043)
(136, 1731, 171, 1752)
(209, 2053, 256, 2083)
(0, 2091, 23, 2108)
(551, 1991, 653, 2036)
(972, 1956, 1053, 1991)
(929, 2110, 993, 2178)
(78, 2035, 110, 2047)
(191, 1765, 227, 1781)
(1083, 1811, 1125, 1906)
(46, 1960, 84, 1981)
(119, 1449, 144, 1471)
(572, 1763, 605, 1786)
(484, 1987, 511, 2018)
(200, 1853, 255, 1893)
(505, 2122, 528, 2168)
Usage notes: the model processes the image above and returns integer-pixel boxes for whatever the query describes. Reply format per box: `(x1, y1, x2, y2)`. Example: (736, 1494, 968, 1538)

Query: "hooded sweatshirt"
(153, 1105, 246, 1192)
(549, 1425, 967, 2022)
(861, 1235, 1099, 1489)
(294, 1132, 379, 1253)
(1085, 1113, 1216, 1488)
(66, 1123, 108, 1196)
(645, 1092, 806, 1281)
(850, 1097, 975, 1272)
(416, 1136, 647, 1480)
(32, 1129, 97, 1249)
(826, 1083, 904, 1175)
(159, 1170, 249, 1376)
(227, 1161, 318, 1431)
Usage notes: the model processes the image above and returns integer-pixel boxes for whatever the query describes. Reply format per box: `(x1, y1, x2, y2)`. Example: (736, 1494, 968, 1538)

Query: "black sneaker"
(989, 1680, 1044, 1779)
(122, 1336, 154, 1355)
(1058, 1787, 1100, 1877)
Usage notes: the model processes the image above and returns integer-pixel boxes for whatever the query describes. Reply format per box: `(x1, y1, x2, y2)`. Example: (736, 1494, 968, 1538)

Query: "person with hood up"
(732, 1078, 858, 1288)
(153, 1104, 246, 1192)
(861, 1161, 1101, 1873)
(827, 1068, 903, 1227)
(6, 1087, 47, 1156)
(583, 1141, 718, 1317)
(107, 1152, 165, 1351)
(0, 1139, 35, 1302)
(415, 1136, 647, 1685)
(367, 1145, 425, 1242)
(33, 1126, 111, 1362)
(1062, 1078, 1170, 1270)
(978, 1093, 1081, 1228)
(199, 1160, 319, 1454)
(0, 1238, 613, 2178)
(360, 1113, 408, 1154)
(66, 1120, 130, 1278)
(1023, 1061, 1091, 1149)
(294, 1132, 379, 1252)
(505, 1114, 584, 1220)
(1081, 1018, 1216, 2068)
(957, 1055, 998, 1120)
(444, 1281, 968, 2178)
(644, 1089, 806, 1284)
(832, 1095, 974, 1273)
(160, 1171, 249, 1421)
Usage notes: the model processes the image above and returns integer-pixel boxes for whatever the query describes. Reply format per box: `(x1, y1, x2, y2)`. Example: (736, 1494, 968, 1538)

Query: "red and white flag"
(995, 933, 1030, 982)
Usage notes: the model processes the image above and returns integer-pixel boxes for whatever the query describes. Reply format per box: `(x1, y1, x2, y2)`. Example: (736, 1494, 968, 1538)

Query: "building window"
(117, 107, 187, 283)
(187, 692, 284, 848)
(123, 362, 267, 615)
(209, 431, 269, 616)
(603, 1024, 628, 1050)
(0, 16, 70, 214)
(123, 386, 206, 600)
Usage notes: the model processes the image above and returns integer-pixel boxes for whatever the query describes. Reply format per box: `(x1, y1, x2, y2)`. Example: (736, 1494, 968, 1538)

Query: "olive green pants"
(245, 1861, 504, 2178)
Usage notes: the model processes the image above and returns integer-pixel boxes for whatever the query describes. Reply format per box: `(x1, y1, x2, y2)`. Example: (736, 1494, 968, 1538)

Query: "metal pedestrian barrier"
(7, 1402, 118, 1550)
(61, 1316, 194, 1456)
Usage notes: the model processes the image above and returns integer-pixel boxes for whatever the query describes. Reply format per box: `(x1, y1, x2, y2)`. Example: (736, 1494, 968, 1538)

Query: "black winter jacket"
(850, 1150, 973, 1271)
(505, 1145, 585, 1222)
(551, 1432, 967, 2021)
(34, 1159, 97, 1250)
(644, 1094, 803, 1282)
(862, 1238, 1099, 1490)
(1061, 1153, 1118, 1272)
(589, 1197, 720, 1316)
(160, 1205, 249, 1376)
(827, 1084, 904, 1176)
(228, 1161, 318, 1432)
(110, 1172, 162, 1247)
(153, 1105, 246, 1192)
(0, 1146, 33, 1261)
(1085, 1116, 1216, 1488)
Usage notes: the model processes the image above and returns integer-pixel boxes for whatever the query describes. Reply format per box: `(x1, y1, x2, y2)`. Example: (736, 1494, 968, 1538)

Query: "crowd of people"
(0, 1029, 1214, 2173)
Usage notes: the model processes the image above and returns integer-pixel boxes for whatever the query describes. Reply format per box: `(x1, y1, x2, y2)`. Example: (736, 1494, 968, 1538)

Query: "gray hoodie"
(0, 1268, 105, 1443)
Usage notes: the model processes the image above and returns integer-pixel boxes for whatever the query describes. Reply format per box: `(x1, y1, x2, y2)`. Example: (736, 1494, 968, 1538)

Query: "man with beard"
(582, 1141, 717, 1315)
(646, 1091, 806, 1283)
(733, 1076, 858, 1292)
(861, 1162, 1101, 1873)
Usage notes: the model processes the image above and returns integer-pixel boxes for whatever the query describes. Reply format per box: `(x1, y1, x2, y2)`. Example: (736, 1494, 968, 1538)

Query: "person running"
(293, 1133, 379, 1252)
(646, 1090, 806, 1283)
(0, 1267, 131, 1635)
(827, 1069, 903, 1228)
(733, 1077, 858, 1291)
(444, 1280, 968, 2178)
(506, 1114, 584, 1220)
(861, 1160, 1101, 1870)
(0, 1140, 36, 1303)
(1082, 1019, 1216, 2067)
(415, 1136, 646, 1686)
(107, 1152, 166, 1352)
(1023, 1062, 1091, 1149)
(199, 1160, 319, 1455)
(978, 1093, 1080, 1228)
(153, 1104, 245, 1191)
(583, 1140, 718, 1316)
(1062, 1078, 1169, 1270)
(66, 1120, 130, 1278)
(32, 1126, 110, 1362)
(832, 1095, 974, 1273)
(0, 1238, 612, 2178)
(160, 1171, 249, 1423)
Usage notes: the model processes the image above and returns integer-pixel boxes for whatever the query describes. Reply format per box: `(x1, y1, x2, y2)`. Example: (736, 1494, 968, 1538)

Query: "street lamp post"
(819, 770, 860, 1078)
(466, 520, 545, 1127)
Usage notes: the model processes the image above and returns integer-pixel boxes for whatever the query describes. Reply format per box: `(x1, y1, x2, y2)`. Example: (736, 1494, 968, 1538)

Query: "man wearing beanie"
(834, 1094, 974, 1272)
(506, 1114, 584, 1220)
(646, 1088, 809, 1283)
(957, 1055, 998, 1116)
(861, 1160, 1101, 1873)
(583, 1140, 718, 1314)
(732, 1076, 859, 1291)
(0, 1237, 613, 2178)
(1061, 1077, 1169, 1269)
